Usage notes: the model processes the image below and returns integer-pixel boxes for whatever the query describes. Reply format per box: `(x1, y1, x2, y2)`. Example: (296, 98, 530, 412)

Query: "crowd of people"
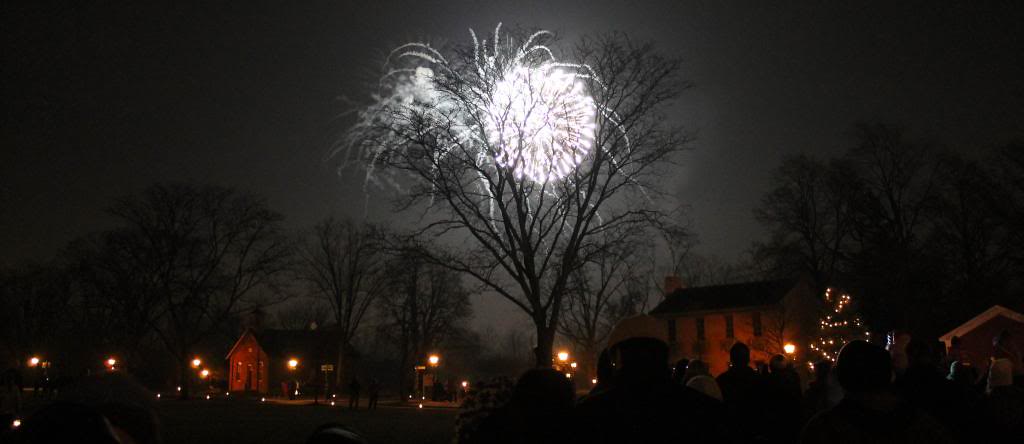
(2, 322, 1022, 443)
(454, 321, 1024, 444)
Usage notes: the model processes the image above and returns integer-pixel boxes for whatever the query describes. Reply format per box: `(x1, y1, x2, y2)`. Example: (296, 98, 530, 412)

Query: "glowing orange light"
(13, 418, 22, 428)
(191, 358, 202, 368)
(28, 357, 40, 367)
(557, 351, 569, 362)
(428, 355, 440, 366)
(200, 369, 210, 379)
(784, 343, 796, 354)
(570, 362, 577, 369)
(461, 381, 468, 388)
(287, 358, 299, 369)
(591, 378, 598, 385)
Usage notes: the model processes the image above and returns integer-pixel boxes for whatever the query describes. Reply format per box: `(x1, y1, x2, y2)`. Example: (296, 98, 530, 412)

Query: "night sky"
(4, 1, 1023, 329)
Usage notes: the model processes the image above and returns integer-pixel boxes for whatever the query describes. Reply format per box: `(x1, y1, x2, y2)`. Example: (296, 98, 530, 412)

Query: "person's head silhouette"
(835, 340, 892, 393)
(729, 342, 751, 368)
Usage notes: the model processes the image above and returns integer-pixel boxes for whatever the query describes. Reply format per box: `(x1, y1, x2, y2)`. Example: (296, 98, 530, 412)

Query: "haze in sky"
(3, 1, 1022, 332)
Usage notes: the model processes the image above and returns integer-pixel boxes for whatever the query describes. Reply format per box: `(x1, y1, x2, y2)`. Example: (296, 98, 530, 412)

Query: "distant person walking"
(367, 378, 380, 410)
(348, 378, 361, 409)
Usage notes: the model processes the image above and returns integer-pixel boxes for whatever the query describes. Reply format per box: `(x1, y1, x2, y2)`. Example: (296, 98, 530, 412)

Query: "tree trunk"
(534, 324, 555, 367)
(335, 342, 347, 393)
(178, 355, 190, 400)
(396, 352, 409, 401)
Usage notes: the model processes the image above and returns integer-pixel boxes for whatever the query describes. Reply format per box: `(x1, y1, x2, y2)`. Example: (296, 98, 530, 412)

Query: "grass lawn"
(155, 399, 455, 444)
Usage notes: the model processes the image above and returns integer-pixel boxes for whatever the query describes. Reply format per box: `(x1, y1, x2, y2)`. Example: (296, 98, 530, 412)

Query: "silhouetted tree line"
(753, 123, 1024, 338)
(0, 183, 473, 397)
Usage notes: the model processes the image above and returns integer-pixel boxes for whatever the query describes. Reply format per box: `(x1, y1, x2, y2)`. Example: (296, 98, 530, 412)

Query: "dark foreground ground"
(155, 400, 455, 444)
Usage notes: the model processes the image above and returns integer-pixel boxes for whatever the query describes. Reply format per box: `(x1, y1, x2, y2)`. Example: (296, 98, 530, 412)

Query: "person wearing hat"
(573, 315, 731, 443)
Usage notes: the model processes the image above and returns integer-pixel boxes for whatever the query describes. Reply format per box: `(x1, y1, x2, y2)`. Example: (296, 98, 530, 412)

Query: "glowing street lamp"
(12, 418, 21, 429)
(28, 356, 40, 367)
(287, 358, 299, 370)
(570, 362, 577, 369)
(191, 358, 202, 368)
(461, 381, 468, 389)
(783, 343, 797, 355)
(199, 369, 210, 379)
(105, 357, 117, 370)
(428, 354, 440, 366)
(557, 351, 569, 362)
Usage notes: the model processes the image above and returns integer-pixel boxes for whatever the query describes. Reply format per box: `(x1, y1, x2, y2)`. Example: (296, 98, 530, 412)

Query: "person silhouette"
(800, 340, 954, 444)
(348, 378, 361, 409)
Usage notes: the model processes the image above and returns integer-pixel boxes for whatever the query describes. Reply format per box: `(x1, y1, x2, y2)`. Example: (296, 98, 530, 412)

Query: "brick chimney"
(663, 274, 684, 297)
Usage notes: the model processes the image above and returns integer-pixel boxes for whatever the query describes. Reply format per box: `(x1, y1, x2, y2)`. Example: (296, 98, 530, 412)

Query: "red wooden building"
(940, 305, 1024, 368)
(226, 328, 338, 395)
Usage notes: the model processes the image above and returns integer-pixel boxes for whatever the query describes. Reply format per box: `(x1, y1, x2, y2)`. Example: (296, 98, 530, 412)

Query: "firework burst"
(343, 23, 626, 193)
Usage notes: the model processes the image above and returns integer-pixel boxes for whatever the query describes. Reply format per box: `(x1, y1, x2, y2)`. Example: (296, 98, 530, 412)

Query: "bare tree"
(0, 263, 73, 366)
(64, 230, 168, 367)
(275, 298, 332, 330)
(376, 245, 472, 397)
(298, 217, 386, 388)
(107, 183, 292, 399)
(344, 29, 688, 365)
(558, 233, 650, 377)
(753, 154, 861, 295)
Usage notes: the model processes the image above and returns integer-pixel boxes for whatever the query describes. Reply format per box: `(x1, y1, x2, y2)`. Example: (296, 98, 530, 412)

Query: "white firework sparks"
(487, 65, 596, 183)
(339, 21, 643, 225)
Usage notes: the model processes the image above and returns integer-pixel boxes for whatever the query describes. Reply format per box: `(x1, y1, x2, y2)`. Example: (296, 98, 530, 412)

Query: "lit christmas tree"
(808, 287, 870, 362)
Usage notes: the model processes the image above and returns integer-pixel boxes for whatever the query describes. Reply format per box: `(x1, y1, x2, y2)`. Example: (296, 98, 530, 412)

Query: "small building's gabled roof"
(650, 279, 798, 316)
(940, 305, 1024, 343)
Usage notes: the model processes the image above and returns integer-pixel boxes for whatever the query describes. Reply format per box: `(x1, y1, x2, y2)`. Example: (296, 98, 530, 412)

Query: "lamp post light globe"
(28, 357, 40, 367)
(783, 343, 797, 355)
(428, 355, 440, 366)
(556, 351, 569, 362)
(191, 358, 202, 368)
(199, 369, 210, 379)
(287, 358, 299, 370)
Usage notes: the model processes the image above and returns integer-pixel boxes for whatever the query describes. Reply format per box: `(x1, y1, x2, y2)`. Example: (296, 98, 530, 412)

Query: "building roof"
(649, 279, 798, 316)
(940, 305, 1024, 344)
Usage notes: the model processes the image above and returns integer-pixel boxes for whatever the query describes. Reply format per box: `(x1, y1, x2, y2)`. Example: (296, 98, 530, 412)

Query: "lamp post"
(783, 343, 796, 355)
(426, 354, 440, 401)
(287, 358, 299, 400)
